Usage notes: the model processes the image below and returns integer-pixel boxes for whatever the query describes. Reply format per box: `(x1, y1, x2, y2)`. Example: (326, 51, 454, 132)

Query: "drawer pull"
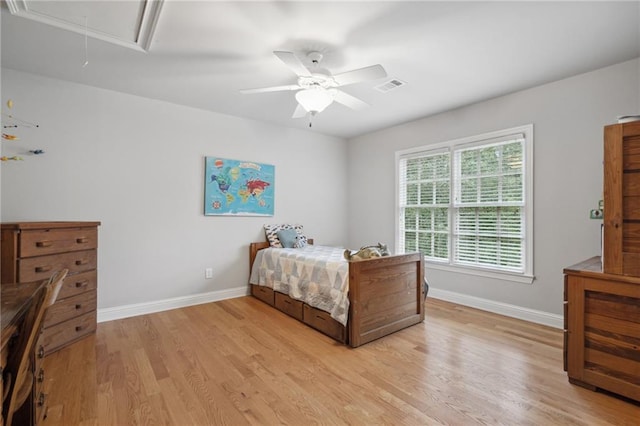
(75, 326, 83, 332)
(75, 304, 82, 310)
(38, 392, 46, 407)
(75, 280, 89, 288)
(38, 368, 45, 383)
(284, 299, 291, 305)
(76, 237, 89, 244)
(36, 241, 53, 248)
(38, 346, 45, 359)
(316, 315, 325, 321)
(35, 266, 52, 273)
(75, 259, 88, 266)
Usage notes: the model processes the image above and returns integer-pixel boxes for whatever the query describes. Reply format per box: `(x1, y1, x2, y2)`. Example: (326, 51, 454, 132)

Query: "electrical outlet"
(590, 209, 603, 219)
(205, 268, 213, 279)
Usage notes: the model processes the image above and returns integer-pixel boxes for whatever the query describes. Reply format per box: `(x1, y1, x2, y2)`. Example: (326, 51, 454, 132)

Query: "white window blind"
(398, 150, 450, 260)
(453, 135, 526, 272)
(396, 125, 533, 282)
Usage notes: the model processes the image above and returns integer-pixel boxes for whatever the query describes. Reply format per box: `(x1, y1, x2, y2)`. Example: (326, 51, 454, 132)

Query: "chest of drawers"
(564, 257, 640, 402)
(1, 221, 100, 355)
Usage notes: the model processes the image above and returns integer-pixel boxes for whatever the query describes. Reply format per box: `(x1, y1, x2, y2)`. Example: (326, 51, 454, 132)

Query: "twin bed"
(249, 239, 425, 347)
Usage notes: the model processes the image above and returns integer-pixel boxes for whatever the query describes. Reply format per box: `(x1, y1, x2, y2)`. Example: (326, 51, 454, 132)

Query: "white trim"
(137, 0, 164, 51)
(395, 125, 533, 158)
(97, 285, 250, 323)
(426, 262, 534, 284)
(428, 287, 563, 329)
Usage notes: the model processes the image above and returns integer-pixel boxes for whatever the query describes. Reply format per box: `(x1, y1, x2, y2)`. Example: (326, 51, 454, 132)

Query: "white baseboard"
(98, 285, 562, 329)
(428, 288, 563, 329)
(97, 285, 250, 323)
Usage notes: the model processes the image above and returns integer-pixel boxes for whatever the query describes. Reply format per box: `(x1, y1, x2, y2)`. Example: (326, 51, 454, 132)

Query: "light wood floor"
(42, 297, 640, 425)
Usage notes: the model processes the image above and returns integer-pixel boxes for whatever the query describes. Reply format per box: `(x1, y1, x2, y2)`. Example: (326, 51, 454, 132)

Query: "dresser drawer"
(44, 290, 97, 328)
(275, 292, 303, 321)
(19, 227, 98, 257)
(18, 249, 97, 282)
(43, 311, 97, 355)
(57, 270, 97, 300)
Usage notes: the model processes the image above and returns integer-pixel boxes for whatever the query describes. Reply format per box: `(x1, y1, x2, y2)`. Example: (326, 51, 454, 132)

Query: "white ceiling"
(2, 1, 640, 139)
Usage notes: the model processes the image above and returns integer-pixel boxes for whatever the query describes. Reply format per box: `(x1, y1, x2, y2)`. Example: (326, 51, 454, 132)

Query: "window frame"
(395, 124, 534, 284)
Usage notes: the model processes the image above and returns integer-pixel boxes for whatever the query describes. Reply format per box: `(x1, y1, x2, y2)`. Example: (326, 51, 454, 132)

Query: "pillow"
(277, 228, 298, 248)
(264, 224, 307, 248)
(264, 224, 288, 247)
(294, 233, 308, 248)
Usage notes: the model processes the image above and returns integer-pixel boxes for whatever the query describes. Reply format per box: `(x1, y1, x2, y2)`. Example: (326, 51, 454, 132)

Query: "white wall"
(1, 69, 348, 311)
(347, 59, 640, 316)
(4, 59, 638, 321)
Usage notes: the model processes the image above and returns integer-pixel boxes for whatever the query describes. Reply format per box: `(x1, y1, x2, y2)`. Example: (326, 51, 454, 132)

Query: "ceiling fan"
(240, 51, 387, 119)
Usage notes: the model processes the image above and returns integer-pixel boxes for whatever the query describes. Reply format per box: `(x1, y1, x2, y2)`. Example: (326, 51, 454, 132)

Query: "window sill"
(424, 261, 535, 284)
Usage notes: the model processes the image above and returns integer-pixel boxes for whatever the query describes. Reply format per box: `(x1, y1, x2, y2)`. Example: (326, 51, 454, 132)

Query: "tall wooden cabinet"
(1, 221, 100, 355)
(603, 120, 640, 275)
(564, 121, 640, 402)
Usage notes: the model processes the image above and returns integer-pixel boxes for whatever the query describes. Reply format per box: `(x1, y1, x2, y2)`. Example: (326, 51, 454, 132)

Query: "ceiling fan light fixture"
(295, 86, 334, 113)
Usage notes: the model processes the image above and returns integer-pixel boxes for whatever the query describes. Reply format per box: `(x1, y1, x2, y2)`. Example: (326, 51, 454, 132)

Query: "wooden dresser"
(1, 221, 100, 355)
(563, 257, 640, 402)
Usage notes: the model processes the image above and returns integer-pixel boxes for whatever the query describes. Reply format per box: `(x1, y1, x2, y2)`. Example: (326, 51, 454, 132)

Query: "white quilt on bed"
(249, 245, 350, 326)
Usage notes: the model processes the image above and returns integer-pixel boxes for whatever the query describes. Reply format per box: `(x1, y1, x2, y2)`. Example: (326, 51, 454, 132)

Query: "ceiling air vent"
(374, 79, 406, 93)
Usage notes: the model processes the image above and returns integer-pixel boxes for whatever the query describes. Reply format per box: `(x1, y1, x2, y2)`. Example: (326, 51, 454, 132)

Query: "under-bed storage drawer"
(303, 304, 346, 343)
(275, 292, 303, 321)
(251, 285, 274, 306)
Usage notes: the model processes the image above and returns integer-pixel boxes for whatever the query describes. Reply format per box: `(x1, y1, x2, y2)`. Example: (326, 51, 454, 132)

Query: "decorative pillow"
(264, 224, 287, 247)
(277, 228, 298, 248)
(294, 233, 308, 248)
(264, 224, 307, 248)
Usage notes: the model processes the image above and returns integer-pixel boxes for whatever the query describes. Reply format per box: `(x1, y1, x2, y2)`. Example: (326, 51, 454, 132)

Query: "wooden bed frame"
(249, 240, 425, 347)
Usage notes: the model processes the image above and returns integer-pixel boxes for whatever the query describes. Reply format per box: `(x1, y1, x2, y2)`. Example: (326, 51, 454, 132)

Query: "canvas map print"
(204, 157, 274, 216)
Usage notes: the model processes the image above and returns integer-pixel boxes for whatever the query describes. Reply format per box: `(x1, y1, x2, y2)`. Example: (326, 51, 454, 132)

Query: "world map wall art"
(204, 157, 275, 216)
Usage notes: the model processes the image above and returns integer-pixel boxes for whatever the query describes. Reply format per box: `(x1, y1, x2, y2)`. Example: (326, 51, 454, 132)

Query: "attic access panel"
(6, 0, 163, 51)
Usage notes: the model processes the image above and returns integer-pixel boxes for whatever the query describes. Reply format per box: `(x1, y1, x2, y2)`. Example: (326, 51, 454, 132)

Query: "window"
(397, 125, 533, 282)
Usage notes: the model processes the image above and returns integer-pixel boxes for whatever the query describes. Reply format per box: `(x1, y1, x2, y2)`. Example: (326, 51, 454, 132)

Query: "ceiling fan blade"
(239, 84, 300, 94)
(333, 90, 370, 110)
(274, 51, 312, 77)
(333, 64, 387, 86)
(292, 103, 307, 118)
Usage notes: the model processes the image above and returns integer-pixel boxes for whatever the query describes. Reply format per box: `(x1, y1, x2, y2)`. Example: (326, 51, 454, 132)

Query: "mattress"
(249, 245, 349, 326)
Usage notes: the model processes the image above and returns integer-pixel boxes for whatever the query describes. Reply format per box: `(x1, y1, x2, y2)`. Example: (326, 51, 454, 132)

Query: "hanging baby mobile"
(1, 99, 43, 161)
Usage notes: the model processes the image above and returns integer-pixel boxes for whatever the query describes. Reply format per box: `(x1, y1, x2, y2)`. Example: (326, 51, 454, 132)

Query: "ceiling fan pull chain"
(82, 15, 89, 68)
